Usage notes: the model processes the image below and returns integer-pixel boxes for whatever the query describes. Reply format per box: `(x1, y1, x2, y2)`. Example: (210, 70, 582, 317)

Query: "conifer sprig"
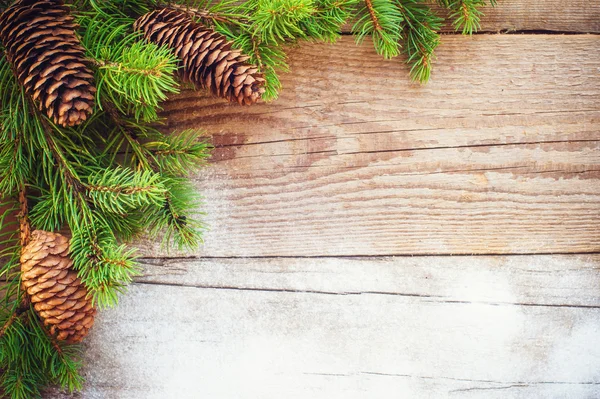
(396, 0, 443, 82)
(437, 0, 497, 34)
(353, 0, 403, 59)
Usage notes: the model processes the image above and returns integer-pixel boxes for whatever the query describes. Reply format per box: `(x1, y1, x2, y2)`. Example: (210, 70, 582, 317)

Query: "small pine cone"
(0, 0, 96, 127)
(134, 8, 266, 105)
(20, 230, 96, 343)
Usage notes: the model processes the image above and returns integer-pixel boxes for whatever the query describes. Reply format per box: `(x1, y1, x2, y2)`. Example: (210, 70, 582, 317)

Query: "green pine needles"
(0, 0, 497, 397)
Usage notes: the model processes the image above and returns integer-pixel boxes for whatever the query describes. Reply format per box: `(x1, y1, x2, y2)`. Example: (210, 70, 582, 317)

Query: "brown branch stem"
(0, 312, 17, 339)
(364, 0, 382, 32)
(18, 185, 30, 247)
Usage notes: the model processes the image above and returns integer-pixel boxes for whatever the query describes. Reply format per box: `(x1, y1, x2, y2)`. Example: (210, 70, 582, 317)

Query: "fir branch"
(0, 199, 21, 307)
(353, 0, 403, 58)
(100, 106, 157, 171)
(250, 0, 317, 42)
(300, 0, 358, 42)
(85, 167, 167, 215)
(163, 1, 246, 26)
(396, 0, 442, 82)
(17, 187, 30, 247)
(80, 16, 180, 122)
(83, 0, 157, 20)
(0, 313, 17, 340)
(0, 56, 30, 194)
(68, 207, 140, 308)
(145, 130, 212, 176)
(95, 106, 206, 250)
(437, 0, 496, 34)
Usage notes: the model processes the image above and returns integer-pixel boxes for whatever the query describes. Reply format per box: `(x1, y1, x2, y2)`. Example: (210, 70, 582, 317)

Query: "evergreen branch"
(140, 177, 205, 251)
(145, 129, 212, 176)
(68, 208, 140, 308)
(300, 0, 358, 42)
(250, 0, 317, 42)
(101, 103, 159, 171)
(86, 167, 167, 214)
(83, 0, 156, 20)
(353, 0, 403, 58)
(24, 109, 140, 308)
(0, 199, 21, 306)
(90, 106, 205, 250)
(38, 119, 86, 193)
(0, 56, 30, 194)
(437, 0, 496, 34)
(17, 187, 30, 247)
(80, 16, 180, 122)
(365, 0, 382, 31)
(396, 0, 442, 83)
(0, 313, 17, 341)
(26, 311, 84, 392)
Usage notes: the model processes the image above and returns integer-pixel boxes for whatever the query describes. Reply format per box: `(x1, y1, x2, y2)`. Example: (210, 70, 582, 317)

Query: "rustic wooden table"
(50, 1, 600, 398)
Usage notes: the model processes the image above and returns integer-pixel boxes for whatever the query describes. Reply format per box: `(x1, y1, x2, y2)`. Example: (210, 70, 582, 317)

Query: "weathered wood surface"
(424, 0, 599, 33)
(46, 255, 600, 399)
(339, 0, 600, 33)
(145, 34, 600, 258)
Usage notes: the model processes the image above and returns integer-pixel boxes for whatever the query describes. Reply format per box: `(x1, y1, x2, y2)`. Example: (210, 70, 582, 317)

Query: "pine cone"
(20, 230, 96, 343)
(134, 8, 266, 105)
(0, 0, 96, 127)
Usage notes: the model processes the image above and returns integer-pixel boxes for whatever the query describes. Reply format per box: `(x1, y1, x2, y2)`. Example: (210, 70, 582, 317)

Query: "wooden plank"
(328, 0, 600, 33)
(429, 0, 599, 33)
(149, 35, 600, 257)
(137, 255, 600, 307)
(46, 255, 600, 398)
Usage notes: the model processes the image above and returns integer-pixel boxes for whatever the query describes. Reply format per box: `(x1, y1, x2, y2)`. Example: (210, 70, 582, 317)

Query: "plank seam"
(338, 31, 600, 36)
(341, 139, 600, 157)
(133, 281, 600, 309)
(335, 372, 600, 385)
(139, 252, 600, 261)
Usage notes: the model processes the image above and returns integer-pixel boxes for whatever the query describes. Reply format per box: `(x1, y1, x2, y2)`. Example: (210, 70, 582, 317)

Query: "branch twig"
(18, 185, 29, 247)
(0, 312, 17, 339)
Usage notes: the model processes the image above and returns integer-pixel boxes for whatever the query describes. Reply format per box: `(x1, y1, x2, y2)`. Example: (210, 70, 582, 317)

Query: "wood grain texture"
(146, 34, 600, 257)
(429, 0, 600, 33)
(339, 0, 600, 33)
(46, 255, 600, 399)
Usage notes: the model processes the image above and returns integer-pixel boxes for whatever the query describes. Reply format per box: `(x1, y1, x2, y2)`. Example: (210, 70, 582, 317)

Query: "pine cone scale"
(20, 230, 96, 343)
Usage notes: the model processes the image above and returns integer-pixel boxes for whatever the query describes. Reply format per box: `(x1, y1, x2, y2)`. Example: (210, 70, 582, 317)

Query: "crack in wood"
(450, 385, 529, 393)
(132, 280, 600, 309)
(341, 139, 600, 157)
(304, 371, 600, 386)
(138, 253, 600, 261)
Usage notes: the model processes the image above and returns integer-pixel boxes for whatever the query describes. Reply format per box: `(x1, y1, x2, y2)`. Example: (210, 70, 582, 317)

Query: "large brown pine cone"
(0, 0, 96, 127)
(134, 8, 266, 105)
(20, 230, 95, 343)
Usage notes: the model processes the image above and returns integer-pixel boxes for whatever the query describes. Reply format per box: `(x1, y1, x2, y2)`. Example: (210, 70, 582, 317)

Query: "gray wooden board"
(46, 255, 600, 398)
